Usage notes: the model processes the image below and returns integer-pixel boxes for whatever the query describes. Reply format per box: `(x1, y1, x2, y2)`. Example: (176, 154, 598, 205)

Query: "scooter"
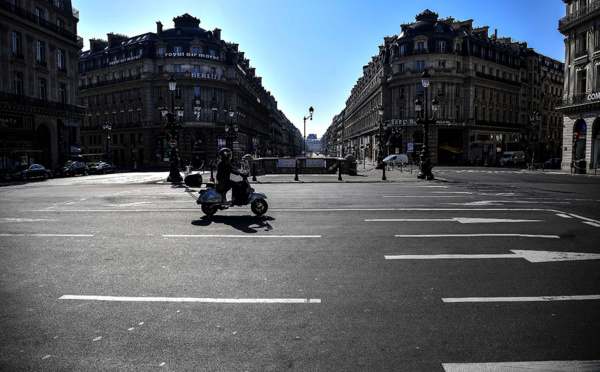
(196, 173, 268, 217)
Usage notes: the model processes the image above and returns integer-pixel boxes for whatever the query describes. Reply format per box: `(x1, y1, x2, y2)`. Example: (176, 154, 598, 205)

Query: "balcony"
(559, 0, 600, 32)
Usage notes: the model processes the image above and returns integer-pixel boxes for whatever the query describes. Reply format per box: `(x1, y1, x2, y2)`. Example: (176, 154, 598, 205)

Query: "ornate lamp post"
(102, 121, 112, 163)
(528, 111, 541, 164)
(303, 106, 314, 156)
(224, 107, 238, 153)
(414, 70, 437, 180)
(162, 76, 183, 182)
(375, 106, 387, 164)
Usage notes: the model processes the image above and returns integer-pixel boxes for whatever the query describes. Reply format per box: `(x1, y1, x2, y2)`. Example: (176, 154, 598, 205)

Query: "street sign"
(168, 139, 177, 148)
(407, 142, 414, 153)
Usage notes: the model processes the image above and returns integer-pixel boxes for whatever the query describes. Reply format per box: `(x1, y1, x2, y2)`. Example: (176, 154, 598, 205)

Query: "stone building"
(77, 13, 300, 170)
(322, 9, 564, 166)
(0, 0, 84, 174)
(557, 0, 600, 171)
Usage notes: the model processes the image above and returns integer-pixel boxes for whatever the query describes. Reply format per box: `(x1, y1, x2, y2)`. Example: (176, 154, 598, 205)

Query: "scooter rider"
(216, 147, 243, 205)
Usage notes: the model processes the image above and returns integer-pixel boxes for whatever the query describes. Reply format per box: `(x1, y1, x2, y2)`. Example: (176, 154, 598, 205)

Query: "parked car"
(88, 162, 116, 174)
(9, 164, 52, 181)
(499, 151, 526, 165)
(376, 154, 409, 169)
(544, 157, 561, 169)
(58, 161, 89, 177)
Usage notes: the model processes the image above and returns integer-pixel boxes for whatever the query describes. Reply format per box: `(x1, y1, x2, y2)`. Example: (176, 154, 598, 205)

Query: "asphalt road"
(0, 169, 599, 371)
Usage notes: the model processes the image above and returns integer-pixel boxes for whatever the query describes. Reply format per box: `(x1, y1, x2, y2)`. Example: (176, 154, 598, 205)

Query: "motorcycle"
(195, 173, 268, 217)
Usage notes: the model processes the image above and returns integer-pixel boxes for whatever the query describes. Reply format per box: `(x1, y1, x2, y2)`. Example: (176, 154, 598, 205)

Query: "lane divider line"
(60, 295, 321, 304)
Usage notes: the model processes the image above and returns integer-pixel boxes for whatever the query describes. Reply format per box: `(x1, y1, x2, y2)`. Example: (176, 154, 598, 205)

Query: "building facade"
(557, 0, 600, 171)
(322, 10, 564, 166)
(0, 0, 84, 174)
(78, 14, 301, 170)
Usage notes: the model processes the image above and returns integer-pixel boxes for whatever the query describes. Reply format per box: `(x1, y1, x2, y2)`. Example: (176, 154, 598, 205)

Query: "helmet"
(219, 147, 232, 160)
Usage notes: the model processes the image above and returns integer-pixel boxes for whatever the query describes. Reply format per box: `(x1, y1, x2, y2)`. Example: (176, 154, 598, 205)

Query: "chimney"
(157, 21, 163, 36)
(213, 28, 221, 40)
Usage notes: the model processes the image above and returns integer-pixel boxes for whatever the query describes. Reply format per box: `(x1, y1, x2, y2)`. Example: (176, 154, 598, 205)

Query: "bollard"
(382, 164, 387, 181)
(252, 162, 257, 182)
(294, 160, 299, 181)
(338, 161, 342, 181)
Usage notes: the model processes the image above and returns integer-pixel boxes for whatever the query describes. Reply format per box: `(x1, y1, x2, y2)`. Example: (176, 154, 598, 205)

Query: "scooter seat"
(205, 182, 215, 188)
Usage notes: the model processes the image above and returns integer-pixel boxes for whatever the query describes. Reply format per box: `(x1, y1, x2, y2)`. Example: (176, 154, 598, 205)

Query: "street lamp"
(414, 70, 437, 180)
(102, 121, 112, 163)
(162, 76, 183, 182)
(224, 107, 238, 151)
(375, 106, 387, 164)
(303, 106, 314, 156)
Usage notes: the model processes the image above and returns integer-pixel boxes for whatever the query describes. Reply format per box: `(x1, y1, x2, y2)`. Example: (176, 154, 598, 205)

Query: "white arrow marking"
(384, 250, 600, 263)
(443, 360, 600, 371)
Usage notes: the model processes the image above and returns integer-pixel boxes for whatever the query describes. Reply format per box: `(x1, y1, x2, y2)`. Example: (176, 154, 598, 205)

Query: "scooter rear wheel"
(251, 199, 268, 216)
(201, 203, 219, 216)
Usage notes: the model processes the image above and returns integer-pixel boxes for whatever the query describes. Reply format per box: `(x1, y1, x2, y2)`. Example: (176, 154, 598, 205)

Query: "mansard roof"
(399, 9, 455, 38)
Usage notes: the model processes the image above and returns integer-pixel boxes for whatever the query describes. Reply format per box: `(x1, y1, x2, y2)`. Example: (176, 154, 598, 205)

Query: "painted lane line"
(32, 208, 552, 213)
(385, 250, 600, 263)
(383, 195, 462, 198)
(60, 295, 321, 304)
(367, 218, 541, 223)
(556, 213, 573, 218)
(395, 234, 559, 239)
(583, 221, 600, 228)
(443, 360, 600, 371)
(0, 233, 94, 237)
(443, 295, 600, 303)
(163, 234, 321, 238)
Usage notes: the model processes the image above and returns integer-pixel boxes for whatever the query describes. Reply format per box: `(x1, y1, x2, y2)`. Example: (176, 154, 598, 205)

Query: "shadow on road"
(191, 215, 275, 233)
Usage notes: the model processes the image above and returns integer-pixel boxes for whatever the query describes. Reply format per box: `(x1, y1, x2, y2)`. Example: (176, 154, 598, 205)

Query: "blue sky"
(75, 0, 566, 138)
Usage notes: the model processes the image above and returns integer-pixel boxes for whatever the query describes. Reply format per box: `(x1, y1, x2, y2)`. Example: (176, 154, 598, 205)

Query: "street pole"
(303, 106, 314, 157)
(103, 121, 111, 164)
(163, 76, 183, 183)
(415, 70, 437, 180)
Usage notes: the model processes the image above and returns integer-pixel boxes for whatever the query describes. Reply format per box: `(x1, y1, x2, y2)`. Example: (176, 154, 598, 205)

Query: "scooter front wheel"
(201, 203, 219, 216)
(251, 199, 268, 216)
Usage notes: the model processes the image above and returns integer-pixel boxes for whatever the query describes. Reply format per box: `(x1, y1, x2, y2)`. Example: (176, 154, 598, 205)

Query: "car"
(544, 157, 561, 169)
(88, 162, 116, 174)
(9, 164, 52, 181)
(59, 161, 89, 177)
(499, 151, 526, 165)
(376, 154, 409, 169)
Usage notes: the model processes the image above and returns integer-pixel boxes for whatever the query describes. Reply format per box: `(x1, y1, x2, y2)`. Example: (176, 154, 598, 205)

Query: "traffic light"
(573, 132, 579, 145)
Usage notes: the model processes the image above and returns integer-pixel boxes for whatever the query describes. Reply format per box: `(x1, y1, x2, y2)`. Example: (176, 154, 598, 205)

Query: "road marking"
(443, 360, 600, 371)
(443, 295, 600, 303)
(556, 213, 573, 218)
(367, 218, 541, 223)
(383, 195, 463, 198)
(0, 218, 58, 223)
(163, 234, 321, 238)
(385, 250, 600, 263)
(583, 221, 600, 228)
(395, 234, 559, 239)
(60, 295, 321, 304)
(0, 233, 93, 237)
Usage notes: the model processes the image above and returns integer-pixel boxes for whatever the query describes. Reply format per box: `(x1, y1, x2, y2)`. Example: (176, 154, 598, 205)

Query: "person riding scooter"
(216, 148, 244, 205)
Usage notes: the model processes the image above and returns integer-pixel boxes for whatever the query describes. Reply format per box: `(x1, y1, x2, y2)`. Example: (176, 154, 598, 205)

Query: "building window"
(158, 47, 164, 57)
(57, 48, 65, 70)
(12, 31, 22, 56)
(38, 77, 47, 100)
(36, 40, 46, 64)
(192, 46, 200, 54)
(35, 7, 45, 19)
(400, 44, 406, 56)
(437, 40, 446, 53)
(417, 42, 425, 52)
(175, 87, 182, 99)
(13, 71, 23, 96)
(577, 70, 587, 93)
(174, 46, 182, 53)
(209, 49, 216, 56)
(59, 83, 67, 104)
(438, 60, 446, 68)
(417, 60, 425, 70)
(174, 64, 182, 73)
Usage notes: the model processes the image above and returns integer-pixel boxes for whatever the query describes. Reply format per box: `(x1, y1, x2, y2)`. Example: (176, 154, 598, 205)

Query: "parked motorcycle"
(196, 173, 268, 217)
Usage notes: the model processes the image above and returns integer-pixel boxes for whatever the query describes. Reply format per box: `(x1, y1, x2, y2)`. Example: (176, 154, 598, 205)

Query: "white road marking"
(556, 213, 573, 218)
(395, 234, 559, 239)
(385, 250, 600, 263)
(443, 295, 600, 303)
(163, 234, 321, 238)
(443, 360, 600, 371)
(0, 218, 58, 223)
(366, 218, 541, 223)
(0, 234, 93, 237)
(60, 295, 321, 304)
(383, 195, 462, 198)
(583, 221, 600, 228)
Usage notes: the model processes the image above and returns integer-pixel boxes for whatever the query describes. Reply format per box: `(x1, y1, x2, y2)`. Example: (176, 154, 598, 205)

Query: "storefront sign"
(109, 55, 142, 66)
(588, 92, 600, 101)
(163, 52, 220, 61)
(390, 119, 416, 125)
(191, 73, 222, 80)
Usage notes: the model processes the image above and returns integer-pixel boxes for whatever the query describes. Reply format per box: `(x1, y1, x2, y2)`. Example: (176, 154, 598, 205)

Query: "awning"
(59, 119, 79, 127)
